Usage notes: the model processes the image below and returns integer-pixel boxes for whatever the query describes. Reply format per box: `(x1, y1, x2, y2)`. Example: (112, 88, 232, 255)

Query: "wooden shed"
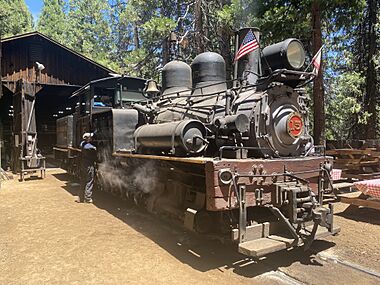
(0, 32, 114, 168)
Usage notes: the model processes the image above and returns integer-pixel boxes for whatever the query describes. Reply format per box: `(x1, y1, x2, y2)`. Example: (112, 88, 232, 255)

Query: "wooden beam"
(340, 196, 380, 210)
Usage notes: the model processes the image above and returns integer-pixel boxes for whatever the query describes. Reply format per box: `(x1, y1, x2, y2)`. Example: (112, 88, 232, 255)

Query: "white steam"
(97, 159, 158, 194)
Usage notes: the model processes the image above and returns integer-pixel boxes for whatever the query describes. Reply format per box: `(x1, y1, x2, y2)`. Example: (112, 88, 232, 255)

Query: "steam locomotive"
(55, 28, 339, 258)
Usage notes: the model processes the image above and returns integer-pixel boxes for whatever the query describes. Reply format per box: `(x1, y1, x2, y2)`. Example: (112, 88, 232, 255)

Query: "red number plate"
(287, 113, 303, 138)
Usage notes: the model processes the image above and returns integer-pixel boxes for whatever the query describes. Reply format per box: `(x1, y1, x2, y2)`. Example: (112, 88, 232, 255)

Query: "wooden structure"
(340, 194, 380, 211)
(0, 32, 114, 171)
(326, 148, 380, 180)
(1, 32, 113, 90)
(11, 79, 46, 180)
(338, 178, 380, 210)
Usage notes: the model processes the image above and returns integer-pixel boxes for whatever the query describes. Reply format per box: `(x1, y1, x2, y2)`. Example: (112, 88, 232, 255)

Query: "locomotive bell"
(144, 80, 160, 98)
(170, 31, 177, 42)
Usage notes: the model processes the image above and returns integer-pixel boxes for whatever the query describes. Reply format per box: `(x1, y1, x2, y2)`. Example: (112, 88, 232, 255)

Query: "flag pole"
(304, 44, 324, 72)
(233, 32, 240, 87)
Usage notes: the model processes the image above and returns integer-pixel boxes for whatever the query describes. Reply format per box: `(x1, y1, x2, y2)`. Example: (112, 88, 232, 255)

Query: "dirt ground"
(0, 169, 379, 285)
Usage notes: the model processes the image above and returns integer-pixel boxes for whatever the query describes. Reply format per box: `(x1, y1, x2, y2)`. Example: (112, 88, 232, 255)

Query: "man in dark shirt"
(78, 133, 97, 203)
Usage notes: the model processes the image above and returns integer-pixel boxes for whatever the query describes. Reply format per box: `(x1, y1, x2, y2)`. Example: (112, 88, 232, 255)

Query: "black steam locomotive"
(55, 28, 339, 258)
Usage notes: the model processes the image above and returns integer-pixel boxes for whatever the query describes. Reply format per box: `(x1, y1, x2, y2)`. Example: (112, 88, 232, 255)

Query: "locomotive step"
(238, 225, 341, 258)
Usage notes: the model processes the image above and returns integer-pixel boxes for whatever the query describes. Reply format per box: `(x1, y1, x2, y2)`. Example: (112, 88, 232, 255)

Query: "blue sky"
(25, 0, 43, 22)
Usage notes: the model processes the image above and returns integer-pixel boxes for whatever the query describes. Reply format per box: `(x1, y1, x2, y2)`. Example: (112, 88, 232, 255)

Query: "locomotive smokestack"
(234, 27, 261, 85)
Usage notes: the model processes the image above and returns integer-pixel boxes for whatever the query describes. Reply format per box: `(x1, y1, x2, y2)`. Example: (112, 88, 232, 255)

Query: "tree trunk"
(161, 0, 170, 66)
(218, 27, 232, 82)
(311, 0, 325, 145)
(162, 36, 170, 65)
(133, 23, 140, 49)
(218, 1, 232, 83)
(0, 31, 2, 98)
(364, 0, 378, 139)
(194, 0, 205, 54)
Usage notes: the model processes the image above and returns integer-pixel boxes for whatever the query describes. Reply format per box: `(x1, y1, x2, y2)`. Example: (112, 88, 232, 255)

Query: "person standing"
(78, 133, 97, 203)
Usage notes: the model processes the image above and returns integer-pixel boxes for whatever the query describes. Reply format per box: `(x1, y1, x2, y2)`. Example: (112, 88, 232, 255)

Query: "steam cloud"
(97, 159, 158, 194)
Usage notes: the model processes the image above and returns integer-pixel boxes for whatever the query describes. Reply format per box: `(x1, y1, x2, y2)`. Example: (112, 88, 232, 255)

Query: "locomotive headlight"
(219, 168, 233, 185)
(261, 38, 306, 73)
(286, 40, 305, 69)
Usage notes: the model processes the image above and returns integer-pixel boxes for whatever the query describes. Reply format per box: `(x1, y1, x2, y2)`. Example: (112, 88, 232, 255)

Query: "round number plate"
(287, 113, 303, 138)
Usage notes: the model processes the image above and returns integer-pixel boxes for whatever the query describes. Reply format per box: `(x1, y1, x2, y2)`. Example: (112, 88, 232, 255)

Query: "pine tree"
(0, 0, 33, 37)
(362, 0, 378, 139)
(37, 0, 68, 43)
(311, 0, 324, 145)
(114, 0, 177, 78)
(66, 0, 115, 68)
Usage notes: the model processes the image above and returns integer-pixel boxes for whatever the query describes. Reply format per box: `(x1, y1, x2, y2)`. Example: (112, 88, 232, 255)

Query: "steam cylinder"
(134, 120, 207, 155)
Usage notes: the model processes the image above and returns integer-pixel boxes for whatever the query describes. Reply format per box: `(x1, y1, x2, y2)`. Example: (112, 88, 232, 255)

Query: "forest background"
(0, 0, 379, 144)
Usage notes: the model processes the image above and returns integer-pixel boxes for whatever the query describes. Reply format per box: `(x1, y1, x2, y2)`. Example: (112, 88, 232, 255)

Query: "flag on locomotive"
(235, 29, 259, 61)
(311, 46, 322, 75)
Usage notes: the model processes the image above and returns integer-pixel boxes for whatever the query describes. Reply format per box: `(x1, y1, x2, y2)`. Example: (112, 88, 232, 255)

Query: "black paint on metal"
(261, 39, 305, 73)
(162, 60, 192, 91)
(191, 52, 226, 86)
(134, 119, 207, 155)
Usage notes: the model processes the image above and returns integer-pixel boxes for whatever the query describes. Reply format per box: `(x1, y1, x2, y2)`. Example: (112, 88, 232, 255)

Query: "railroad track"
(268, 251, 380, 284)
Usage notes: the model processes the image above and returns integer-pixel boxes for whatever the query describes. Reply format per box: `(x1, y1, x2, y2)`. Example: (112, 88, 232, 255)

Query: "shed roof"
(1, 31, 114, 74)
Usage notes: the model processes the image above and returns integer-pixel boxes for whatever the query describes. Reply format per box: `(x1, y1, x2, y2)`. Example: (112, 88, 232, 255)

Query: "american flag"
(235, 30, 259, 61)
(311, 46, 322, 75)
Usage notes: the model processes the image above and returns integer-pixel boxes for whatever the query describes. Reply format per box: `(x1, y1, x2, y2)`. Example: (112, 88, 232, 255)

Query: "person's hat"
(82, 132, 94, 139)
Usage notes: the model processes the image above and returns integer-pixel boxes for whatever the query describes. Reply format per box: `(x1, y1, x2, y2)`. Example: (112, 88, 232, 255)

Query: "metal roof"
(71, 75, 147, 98)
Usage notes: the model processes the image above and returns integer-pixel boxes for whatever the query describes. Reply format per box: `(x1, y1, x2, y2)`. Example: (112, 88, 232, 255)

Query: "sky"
(25, 0, 44, 22)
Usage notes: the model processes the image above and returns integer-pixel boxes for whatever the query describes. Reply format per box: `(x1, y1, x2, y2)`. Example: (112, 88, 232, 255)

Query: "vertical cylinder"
(234, 27, 261, 85)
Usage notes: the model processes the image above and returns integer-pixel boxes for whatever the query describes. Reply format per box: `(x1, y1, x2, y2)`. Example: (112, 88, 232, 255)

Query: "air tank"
(134, 119, 207, 155)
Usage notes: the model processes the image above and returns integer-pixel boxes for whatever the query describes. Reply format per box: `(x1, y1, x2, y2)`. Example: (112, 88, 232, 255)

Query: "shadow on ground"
(337, 205, 380, 226)
(18, 175, 44, 182)
(53, 172, 335, 278)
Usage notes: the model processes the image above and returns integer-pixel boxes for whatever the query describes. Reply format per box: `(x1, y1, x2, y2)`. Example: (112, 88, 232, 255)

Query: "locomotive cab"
(54, 76, 148, 174)
(73, 76, 147, 111)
